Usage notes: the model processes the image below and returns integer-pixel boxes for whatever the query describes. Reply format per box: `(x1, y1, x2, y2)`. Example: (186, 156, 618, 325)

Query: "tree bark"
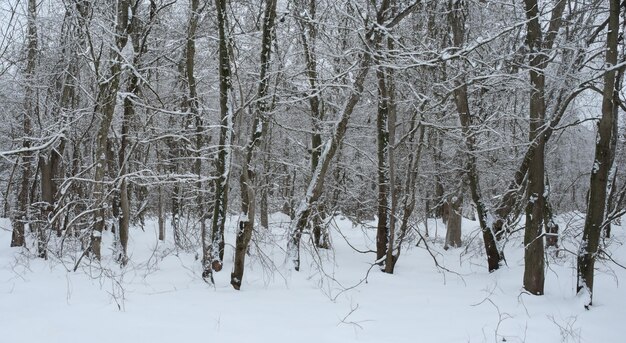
(90, 0, 131, 260)
(231, 0, 277, 290)
(288, 47, 372, 271)
(492, 0, 568, 239)
(392, 116, 425, 264)
(444, 195, 463, 250)
(376, 34, 398, 273)
(449, 0, 502, 272)
(521, 0, 567, 296)
(297, 0, 330, 250)
(577, 0, 619, 307)
(375, 64, 391, 264)
(158, 184, 165, 241)
(287, 1, 419, 271)
(116, 0, 157, 259)
(11, 0, 38, 249)
(206, 0, 234, 278)
(374, 0, 394, 268)
(180, 0, 210, 273)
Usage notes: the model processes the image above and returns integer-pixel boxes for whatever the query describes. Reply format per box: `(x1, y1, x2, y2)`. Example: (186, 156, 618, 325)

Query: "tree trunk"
(117, 61, 138, 266)
(207, 0, 234, 278)
(288, 49, 372, 271)
(11, 0, 38, 249)
(172, 181, 182, 246)
(90, 0, 130, 260)
(158, 184, 165, 241)
(521, 0, 567, 296)
(258, 98, 273, 229)
(231, 0, 277, 290)
(259, 129, 271, 230)
(394, 116, 425, 261)
(180, 0, 210, 274)
(544, 196, 559, 250)
(449, 0, 501, 272)
(376, 85, 390, 264)
(374, 1, 394, 268)
(492, 0, 569, 239)
(287, 1, 419, 271)
(115, 0, 157, 258)
(377, 36, 398, 274)
(577, 0, 619, 307)
(118, 178, 130, 265)
(298, 1, 330, 250)
(444, 195, 463, 250)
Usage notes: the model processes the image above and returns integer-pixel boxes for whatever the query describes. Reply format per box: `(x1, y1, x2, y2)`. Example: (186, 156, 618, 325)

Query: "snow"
(1, 214, 625, 343)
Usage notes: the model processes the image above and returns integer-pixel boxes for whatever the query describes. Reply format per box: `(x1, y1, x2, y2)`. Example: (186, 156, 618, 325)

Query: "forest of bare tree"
(1, 0, 626, 341)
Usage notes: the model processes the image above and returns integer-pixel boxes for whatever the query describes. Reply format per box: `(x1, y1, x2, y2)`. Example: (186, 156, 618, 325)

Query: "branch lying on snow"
(330, 262, 378, 302)
(336, 303, 373, 331)
(330, 217, 376, 255)
(471, 292, 513, 343)
(414, 228, 465, 284)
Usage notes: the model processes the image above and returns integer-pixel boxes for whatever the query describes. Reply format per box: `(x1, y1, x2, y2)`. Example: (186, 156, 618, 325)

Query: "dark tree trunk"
(297, 0, 331, 250)
(492, 0, 572, 240)
(374, 1, 395, 268)
(521, 0, 566, 296)
(206, 0, 234, 278)
(449, 0, 502, 272)
(90, 0, 131, 260)
(577, 0, 620, 307)
(11, 0, 38, 249)
(180, 0, 209, 273)
(522, 0, 547, 295)
(118, 179, 130, 265)
(392, 117, 425, 265)
(375, 85, 390, 264)
(231, 0, 277, 290)
(117, 59, 139, 266)
(380, 42, 397, 275)
(289, 50, 372, 271)
(116, 0, 158, 256)
(158, 184, 165, 241)
(259, 128, 271, 230)
(172, 181, 182, 246)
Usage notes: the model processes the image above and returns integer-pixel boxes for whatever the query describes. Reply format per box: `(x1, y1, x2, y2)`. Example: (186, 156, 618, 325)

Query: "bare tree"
(231, 0, 278, 290)
(90, 0, 131, 260)
(10, 0, 38, 250)
(296, 0, 330, 249)
(448, 0, 502, 272)
(288, 0, 421, 271)
(577, 0, 620, 307)
(205, 0, 235, 278)
(521, 0, 566, 296)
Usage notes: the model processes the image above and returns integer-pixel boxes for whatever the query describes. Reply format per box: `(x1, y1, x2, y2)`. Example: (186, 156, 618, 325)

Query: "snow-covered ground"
(1, 213, 624, 343)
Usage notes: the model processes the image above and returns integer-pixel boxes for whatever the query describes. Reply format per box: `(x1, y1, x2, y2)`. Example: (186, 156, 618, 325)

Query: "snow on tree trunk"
(444, 196, 463, 250)
(577, 0, 620, 307)
(90, 0, 131, 260)
(231, 0, 277, 290)
(288, 52, 372, 271)
(206, 0, 234, 279)
(11, 0, 38, 249)
(449, 0, 502, 272)
(521, 0, 566, 296)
